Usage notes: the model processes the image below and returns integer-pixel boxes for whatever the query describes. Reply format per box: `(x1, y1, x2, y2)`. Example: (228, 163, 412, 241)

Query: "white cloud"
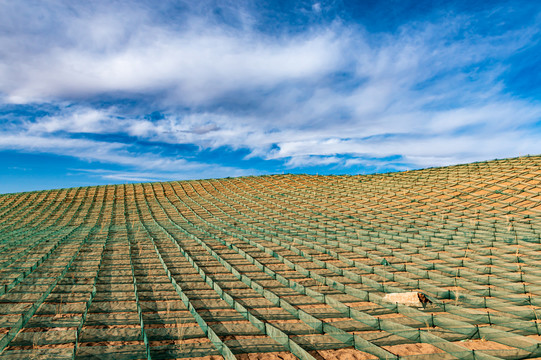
(0, 1, 540, 177)
(0, 129, 255, 182)
(74, 165, 254, 183)
(0, 2, 344, 105)
(26, 108, 118, 134)
(284, 155, 341, 168)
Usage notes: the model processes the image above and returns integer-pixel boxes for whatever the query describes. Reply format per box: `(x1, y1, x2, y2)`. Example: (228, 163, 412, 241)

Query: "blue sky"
(1, 0, 540, 193)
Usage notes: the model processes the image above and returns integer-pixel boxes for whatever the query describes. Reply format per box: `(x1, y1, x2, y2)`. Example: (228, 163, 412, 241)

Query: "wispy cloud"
(0, 1, 343, 105)
(0, 0, 540, 189)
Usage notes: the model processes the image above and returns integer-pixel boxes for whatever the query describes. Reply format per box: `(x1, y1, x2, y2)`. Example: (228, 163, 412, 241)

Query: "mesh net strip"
(0, 186, 98, 353)
(160, 182, 501, 359)
(176, 179, 541, 352)
(138, 182, 319, 360)
(152, 182, 397, 360)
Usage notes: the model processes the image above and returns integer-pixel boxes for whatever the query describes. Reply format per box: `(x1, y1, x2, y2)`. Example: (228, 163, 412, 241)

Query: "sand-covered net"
(0, 155, 540, 359)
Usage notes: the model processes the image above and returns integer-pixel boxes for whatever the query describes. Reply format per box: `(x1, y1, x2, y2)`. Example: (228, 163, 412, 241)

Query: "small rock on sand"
(382, 292, 431, 307)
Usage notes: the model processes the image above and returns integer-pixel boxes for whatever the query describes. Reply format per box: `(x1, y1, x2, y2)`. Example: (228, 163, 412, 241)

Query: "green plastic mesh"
(0, 155, 540, 359)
